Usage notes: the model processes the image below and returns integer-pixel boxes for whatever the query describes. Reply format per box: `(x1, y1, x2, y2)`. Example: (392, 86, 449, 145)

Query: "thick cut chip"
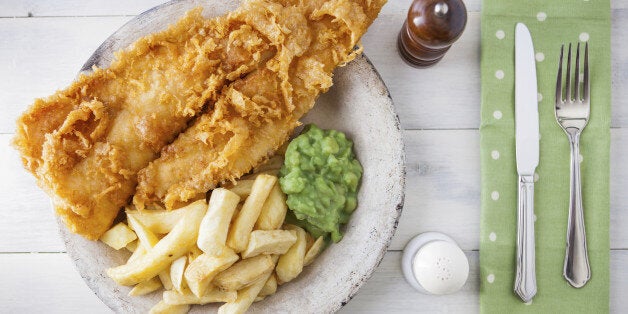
(129, 277, 163, 296)
(224, 180, 255, 199)
(240, 230, 297, 259)
(149, 300, 190, 314)
(275, 225, 307, 284)
(213, 254, 274, 291)
(100, 222, 137, 250)
(170, 256, 188, 292)
(217, 271, 272, 314)
(107, 200, 207, 285)
(254, 183, 288, 230)
(184, 248, 239, 298)
(226, 174, 277, 252)
(163, 287, 237, 305)
(258, 273, 277, 297)
(126, 206, 193, 234)
(303, 236, 325, 266)
(197, 188, 240, 255)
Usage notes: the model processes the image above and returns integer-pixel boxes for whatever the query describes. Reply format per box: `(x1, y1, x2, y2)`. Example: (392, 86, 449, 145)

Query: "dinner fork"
(555, 42, 591, 288)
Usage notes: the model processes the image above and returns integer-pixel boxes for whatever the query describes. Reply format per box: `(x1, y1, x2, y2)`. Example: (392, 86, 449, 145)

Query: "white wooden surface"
(0, 0, 626, 312)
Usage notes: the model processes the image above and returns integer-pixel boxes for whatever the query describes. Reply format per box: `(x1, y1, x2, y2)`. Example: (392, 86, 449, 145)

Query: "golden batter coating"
(133, 0, 387, 210)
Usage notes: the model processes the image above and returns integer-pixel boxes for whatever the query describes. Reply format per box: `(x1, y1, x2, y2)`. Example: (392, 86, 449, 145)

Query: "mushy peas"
(279, 124, 363, 243)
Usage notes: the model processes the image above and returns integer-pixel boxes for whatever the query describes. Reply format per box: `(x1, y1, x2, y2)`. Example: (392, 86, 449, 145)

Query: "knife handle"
(514, 175, 537, 302)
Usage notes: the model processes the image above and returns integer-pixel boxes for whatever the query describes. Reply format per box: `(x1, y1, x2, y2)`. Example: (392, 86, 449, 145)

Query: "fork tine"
(574, 43, 581, 101)
(556, 44, 564, 103)
(566, 43, 572, 102)
(583, 42, 589, 101)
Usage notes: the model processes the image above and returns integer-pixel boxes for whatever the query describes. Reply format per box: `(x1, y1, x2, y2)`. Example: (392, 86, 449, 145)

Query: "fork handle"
(564, 132, 591, 288)
(515, 175, 536, 302)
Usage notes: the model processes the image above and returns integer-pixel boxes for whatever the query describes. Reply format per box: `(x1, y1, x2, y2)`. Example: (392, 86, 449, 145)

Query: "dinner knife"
(514, 22, 539, 303)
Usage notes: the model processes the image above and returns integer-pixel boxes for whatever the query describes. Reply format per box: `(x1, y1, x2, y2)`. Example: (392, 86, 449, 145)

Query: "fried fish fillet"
(12, 2, 297, 239)
(133, 0, 387, 209)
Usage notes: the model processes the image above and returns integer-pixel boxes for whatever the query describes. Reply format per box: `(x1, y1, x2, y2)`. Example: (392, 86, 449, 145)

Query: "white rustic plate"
(58, 1, 405, 313)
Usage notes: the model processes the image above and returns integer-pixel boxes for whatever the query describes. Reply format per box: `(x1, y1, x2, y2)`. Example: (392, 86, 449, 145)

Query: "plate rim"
(59, 1, 406, 312)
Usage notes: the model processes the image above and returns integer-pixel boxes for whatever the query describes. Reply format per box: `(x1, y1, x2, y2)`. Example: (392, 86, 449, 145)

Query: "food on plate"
(162, 288, 237, 305)
(129, 277, 163, 296)
(12, 0, 286, 239)
(184, 248, 240, 297)
(197, 188, 241, 256)
(11, 8, 272, 239)
(99, 222, 137, 250)
(279, 124, 363, 242)
(226, 174, 277, 252)
(105, 172, 326, 313)
(240, 229, 297, 259)
(275, 225, 307, 283)
(304, 235, 326, 266)
(107, 200, 207, 286)
(149, 300, 190, 314)
(213, 254, 275, 291)
(13, 0, 382, 241)
(133, 0, 386, 211)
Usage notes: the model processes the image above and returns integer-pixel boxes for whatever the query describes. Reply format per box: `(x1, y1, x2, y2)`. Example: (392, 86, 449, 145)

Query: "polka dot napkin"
(480, 0, 610, 312)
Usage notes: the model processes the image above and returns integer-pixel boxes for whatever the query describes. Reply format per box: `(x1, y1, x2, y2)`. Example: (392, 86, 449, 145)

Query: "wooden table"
(1, 1, 626, 312)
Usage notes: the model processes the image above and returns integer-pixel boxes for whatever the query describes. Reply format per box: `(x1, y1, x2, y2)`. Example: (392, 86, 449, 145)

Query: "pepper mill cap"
(407, 0, 467, 49)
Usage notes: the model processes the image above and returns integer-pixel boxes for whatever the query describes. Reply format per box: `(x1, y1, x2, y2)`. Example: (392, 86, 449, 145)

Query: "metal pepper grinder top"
(397, 0, 467, 68)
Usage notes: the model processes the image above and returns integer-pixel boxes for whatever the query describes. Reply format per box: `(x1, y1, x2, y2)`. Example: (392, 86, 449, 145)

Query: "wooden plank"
(344, 250, 628, 313)
(0, 16, 130, 134)
(0, 253, 111, 313)
(0, 0, 482, 18)
(0, 0, 165, 17)
(2, 8, 626, 133)
(3, 130, 627, 252)
(0, 135, 64, 252)
(1, 250, 626, 313)
(363, 8, 627, 130)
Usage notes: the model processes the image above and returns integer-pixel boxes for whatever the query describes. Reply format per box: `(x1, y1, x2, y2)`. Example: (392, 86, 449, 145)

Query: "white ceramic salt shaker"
(402, 232, 469, 294)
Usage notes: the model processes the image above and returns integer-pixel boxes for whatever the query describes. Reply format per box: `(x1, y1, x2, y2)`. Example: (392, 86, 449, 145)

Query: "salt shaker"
(402, 232, 469, 294)
(397, 0, 467, 67)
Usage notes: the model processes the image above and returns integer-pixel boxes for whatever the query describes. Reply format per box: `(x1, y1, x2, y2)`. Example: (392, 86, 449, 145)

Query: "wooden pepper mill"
(398, 0, 467, 67)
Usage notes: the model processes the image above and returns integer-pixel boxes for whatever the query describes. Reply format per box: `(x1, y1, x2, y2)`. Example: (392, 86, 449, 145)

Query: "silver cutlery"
(514, 23, 539, 303)
(555, 42, 592, 288)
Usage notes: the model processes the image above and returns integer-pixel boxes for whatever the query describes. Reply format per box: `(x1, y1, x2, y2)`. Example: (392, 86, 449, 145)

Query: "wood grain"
(1, 6, 626, 132)
(3, 130, 627, 252)
(2, 251, 627, 313)
(1, 0, 626, 312)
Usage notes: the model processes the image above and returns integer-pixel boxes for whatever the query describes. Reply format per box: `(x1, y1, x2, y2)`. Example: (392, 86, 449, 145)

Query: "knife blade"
(514, 22, 538, 303)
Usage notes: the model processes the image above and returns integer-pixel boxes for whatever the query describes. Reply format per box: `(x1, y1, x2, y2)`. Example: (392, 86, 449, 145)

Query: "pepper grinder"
(397, 0, 467, 67)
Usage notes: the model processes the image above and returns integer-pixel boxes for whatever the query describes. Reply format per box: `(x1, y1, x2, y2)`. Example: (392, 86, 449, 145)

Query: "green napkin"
(480, 0, 611, 312)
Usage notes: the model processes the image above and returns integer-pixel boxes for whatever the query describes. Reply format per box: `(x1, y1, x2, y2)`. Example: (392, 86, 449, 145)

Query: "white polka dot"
(487, 274, 495, 283)
(539, 133, 542, 140)
(489, 232, 497, 242)
(493, 110, 503, 119)
(496, 30, 505, 39)
(495, 70, 505, 79)
(579, 73, 585, 81)
(537, 93, 543, 102)
(535, 52, 545, 62)
(537, 12, 547, 21)
(534, 214, 537, 222)
(534, 172, 539, 182)
(525, 300, 533, 305)
(579, 154, 583, 163)
(579, 32, 590, 42)
(491, 150, 500, 160)
(491, 191, 500, 201)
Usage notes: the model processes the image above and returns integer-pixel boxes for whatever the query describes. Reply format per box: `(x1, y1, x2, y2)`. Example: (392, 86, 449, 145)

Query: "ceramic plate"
(58, 1, 405, 312)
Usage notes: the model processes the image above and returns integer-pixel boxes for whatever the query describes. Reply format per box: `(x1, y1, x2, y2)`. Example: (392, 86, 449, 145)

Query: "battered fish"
(12, 1, 303, 239)
(133, 0, 387, 209)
